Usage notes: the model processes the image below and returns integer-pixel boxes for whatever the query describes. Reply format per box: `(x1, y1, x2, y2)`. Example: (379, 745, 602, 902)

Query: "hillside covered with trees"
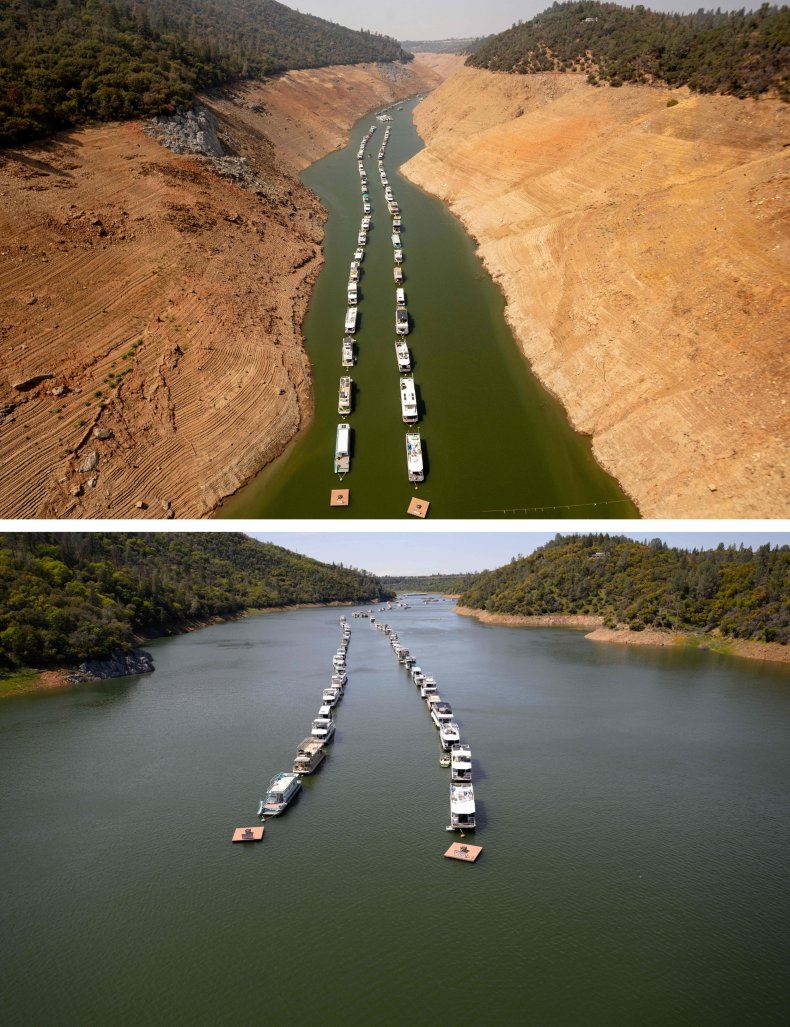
(467, 2, 789, 99)
(459, 535, 789, 643)
(0, 0, 412, 145)
(0, 533, 392, 669)
(381, 573, 479, 594)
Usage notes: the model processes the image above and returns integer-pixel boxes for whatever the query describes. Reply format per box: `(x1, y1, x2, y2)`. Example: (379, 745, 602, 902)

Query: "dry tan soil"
(0, 56, 453, 518)
(403, 67, 789, 517)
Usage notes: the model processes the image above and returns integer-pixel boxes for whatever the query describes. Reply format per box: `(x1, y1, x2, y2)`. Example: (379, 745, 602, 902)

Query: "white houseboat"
(341, 337, 355, 367)
(394, 266, 403, 284)
(400, 376, 418, 423)
(450, 743, 473, 783)
(334, 423, 351, 475)
(439, 720, 461, 750)
(431, 701, 454, 728)
(406, 433, 424, 482)
(311, 716, 335, 744)
(449, 783, 476, 831)
(395, 307, 409, 335)
(347, 282, 358, 305)
(344, 307, 357, 334)
(258, 772, 301, 816)
(396, 287, 406, 307)
(395, 341, 411, 372)
(391, 233, 401, 249)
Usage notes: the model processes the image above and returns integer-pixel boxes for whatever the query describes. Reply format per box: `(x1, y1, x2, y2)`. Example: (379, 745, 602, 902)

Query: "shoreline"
(402, 68, 789, 517)
(455, 606, 790, 665)
(0, 56, 455, 519)
(0, 599, 367, 699)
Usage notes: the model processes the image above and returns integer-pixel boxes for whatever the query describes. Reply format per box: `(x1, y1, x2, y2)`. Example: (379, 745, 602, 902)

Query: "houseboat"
(311, 716, 335, 744)
(394, 266, 403, 284)
(293, 738, 326, 775)
(322, 687, 341, 707)
(449, 783, 476, 831)
(406, 433, 424, 482)
(334, 423, 351, 475)
(349, 261, 360, 282)
(430, 701, 454, 728)
(450, 743, 473, 783)
(338, 376, 352, 417)
(400, 377, 418, 423)
(395, 341, 411, 372)
(395, 307, 409, 335)
(341, 337, 355, 367)
(396, 287, 406, 307)
(439, 720, 461, 750)
(394, 248, 403, 264)
(258, 772, 301, 816)
(347, 282, 358, 305)
(344, 307, 357, 334)
(391, 233, 401, 249)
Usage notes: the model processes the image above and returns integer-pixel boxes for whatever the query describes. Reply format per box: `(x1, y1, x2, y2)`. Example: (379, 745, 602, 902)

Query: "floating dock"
(444, 842, 482, 863)
(232, 826, 264, 842)
(330, 489, 350, 507)
(407, 497, 430, 518)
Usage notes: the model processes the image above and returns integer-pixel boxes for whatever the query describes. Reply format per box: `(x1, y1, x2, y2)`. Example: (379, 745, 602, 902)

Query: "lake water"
(220, 98, 637, 519)
(2, 600, 789, 1025)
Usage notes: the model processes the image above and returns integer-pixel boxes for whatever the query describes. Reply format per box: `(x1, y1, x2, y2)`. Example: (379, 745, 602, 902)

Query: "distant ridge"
(402, 38, 489, 54)
(0, 0, 412, 145)
(467, 2, 789, 98)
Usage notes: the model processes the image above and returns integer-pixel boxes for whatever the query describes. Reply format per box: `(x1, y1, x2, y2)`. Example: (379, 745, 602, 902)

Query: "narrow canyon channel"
(220, 98, 638, 519)
(2, 600, 789, 1024)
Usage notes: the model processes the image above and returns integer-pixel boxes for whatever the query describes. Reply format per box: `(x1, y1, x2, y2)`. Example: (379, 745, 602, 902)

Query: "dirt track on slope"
(403, 68, 789, 517)
(0, 56, 453, 518)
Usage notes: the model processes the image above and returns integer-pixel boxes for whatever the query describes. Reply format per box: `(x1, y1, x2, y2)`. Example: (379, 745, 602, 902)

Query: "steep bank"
(455, 606, 790, 665)
(403, 68, 789, 517)
(0, 56, 451, 518)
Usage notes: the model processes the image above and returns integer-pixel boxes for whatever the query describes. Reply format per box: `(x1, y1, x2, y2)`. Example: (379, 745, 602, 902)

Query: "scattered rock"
(161, 499, 171, 511)
(146, 106, 225, 158)
(70, 484, 83, 497)
(67, 648, 155, 683)
(708, 484, 718, 492)
(166, 509, 175, 519)
(51, 385, 66, 396)
(93, 427, 112, 440)
(135, 500, 147, 509)
(79, 450, 99, 473)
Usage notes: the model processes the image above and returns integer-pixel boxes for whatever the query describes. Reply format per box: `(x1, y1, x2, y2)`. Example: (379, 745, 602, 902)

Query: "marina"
(2, 601, 788, 1023)
(222, 99, 640, 518)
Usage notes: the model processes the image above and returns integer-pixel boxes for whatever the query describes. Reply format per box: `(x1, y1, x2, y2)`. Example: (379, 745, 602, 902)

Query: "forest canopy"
(0, 0, 412, 145)
(0, 532, 393, 669)
(458, 534, 789, 643)
(467, 2, 789, 99)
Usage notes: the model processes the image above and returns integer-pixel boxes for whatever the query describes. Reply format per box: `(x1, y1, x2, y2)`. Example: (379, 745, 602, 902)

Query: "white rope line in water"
(480, 498, 635, 515)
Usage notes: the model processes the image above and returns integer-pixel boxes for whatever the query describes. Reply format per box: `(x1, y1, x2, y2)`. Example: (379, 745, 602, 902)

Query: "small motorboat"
(439, 753, 451, 768)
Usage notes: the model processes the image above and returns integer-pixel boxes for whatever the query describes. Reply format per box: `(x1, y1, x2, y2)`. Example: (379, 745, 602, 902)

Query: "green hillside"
(459, 534, 789, 642)
(0, 0, 412, 145)
(467, 2, 789, 99)
(381, 573, 478, 594)
(0, 532, 392, 669)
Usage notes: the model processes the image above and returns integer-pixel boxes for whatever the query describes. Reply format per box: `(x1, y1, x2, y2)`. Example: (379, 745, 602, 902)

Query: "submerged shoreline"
(455, 606, 790, 665)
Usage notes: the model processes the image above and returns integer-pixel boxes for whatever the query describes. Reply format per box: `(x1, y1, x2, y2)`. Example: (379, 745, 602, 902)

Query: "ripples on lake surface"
(1, 601, 789, 1025)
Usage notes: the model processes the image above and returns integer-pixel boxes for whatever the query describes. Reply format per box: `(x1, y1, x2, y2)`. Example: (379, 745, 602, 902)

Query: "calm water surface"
(221, 98, 637, 519)
(2, 601, 789, 1025)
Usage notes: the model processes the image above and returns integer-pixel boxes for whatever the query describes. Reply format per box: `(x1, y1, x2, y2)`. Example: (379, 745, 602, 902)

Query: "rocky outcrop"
(146, 105, 225, 157)
(67, 648, 155, 683)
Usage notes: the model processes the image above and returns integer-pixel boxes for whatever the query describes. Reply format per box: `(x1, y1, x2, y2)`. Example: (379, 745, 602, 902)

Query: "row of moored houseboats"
(334, 114, 425, 486)
(372, 616, 476, 832)
(257, 618, 352, 817)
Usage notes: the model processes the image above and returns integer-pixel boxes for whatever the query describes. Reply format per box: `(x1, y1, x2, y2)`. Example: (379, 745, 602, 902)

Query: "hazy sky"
(252, 531, 789, 576)
(292, 1, 755, 40)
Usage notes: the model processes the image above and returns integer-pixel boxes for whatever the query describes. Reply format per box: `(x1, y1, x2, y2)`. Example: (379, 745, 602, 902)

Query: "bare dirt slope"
(403, 68, 789, 517)
(0, 57, 447, 518)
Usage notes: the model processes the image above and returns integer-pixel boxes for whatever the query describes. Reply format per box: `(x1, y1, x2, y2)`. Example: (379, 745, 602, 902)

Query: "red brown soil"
(0, 56, 452, 518)
(404, 68, 789, 517)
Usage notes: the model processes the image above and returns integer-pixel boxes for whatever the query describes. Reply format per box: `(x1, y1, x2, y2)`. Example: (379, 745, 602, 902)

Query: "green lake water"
(220, 98, 638, 519)
(2, 600, 789, 1025)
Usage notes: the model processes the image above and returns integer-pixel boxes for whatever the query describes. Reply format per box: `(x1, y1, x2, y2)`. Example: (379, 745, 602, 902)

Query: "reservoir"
(221, 98, 638, 519)
(2, 601, 788, 1024)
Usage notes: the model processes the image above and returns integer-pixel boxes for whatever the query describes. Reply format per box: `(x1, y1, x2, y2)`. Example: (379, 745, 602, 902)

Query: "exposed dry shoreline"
(0, 56, 456, 518)
(403, 67, 789, 517)
(455, 605, 790, 665)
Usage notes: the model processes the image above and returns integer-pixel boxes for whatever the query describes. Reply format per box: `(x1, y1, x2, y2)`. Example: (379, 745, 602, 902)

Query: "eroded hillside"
(0, 56, 449, 518)
(403, 68, 788, 517)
